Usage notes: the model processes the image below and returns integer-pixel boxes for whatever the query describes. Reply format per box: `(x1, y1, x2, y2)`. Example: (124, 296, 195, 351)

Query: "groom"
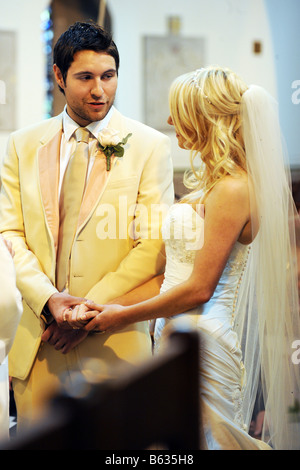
(0, 21, 174, 428)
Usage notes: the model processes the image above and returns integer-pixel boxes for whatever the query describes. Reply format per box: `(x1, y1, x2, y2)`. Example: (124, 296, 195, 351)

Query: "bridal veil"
(234, 85, 300, 449)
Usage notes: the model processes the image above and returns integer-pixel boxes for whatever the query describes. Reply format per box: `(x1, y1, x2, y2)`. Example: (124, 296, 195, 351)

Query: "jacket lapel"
(77, 109, 128, 229)
(38, 117, 62, 251)
(77, 152, 109, 228)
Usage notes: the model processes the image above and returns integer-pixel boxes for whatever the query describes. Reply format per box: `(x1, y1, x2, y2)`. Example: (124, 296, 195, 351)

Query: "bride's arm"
(106, 274, 165, 306)
(69, 176, 251, 332)
(63, 273, 165, 328)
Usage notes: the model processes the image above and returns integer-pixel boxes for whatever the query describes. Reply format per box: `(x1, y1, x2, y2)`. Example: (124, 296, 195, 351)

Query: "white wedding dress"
(154, 203, 270, 450)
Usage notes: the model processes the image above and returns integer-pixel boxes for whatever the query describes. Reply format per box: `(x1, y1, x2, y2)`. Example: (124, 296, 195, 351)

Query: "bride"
(64, 66, 300, 450)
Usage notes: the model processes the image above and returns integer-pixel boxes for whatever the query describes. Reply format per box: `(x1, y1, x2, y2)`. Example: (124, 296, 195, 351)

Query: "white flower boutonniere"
(98, 128, 132, 171)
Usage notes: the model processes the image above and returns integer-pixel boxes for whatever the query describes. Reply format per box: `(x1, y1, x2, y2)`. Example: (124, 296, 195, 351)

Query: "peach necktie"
(56, 127, 90, 291)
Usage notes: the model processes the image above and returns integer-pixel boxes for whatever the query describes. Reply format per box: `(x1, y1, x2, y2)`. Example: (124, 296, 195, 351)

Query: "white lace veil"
(234, 85, 300, 449)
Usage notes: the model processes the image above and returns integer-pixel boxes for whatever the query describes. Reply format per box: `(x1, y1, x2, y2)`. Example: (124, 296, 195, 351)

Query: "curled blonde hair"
(169, 66, 249, 197)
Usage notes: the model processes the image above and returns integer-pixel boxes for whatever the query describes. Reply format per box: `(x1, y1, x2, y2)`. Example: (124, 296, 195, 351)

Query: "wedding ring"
(95, 330, 106, 335)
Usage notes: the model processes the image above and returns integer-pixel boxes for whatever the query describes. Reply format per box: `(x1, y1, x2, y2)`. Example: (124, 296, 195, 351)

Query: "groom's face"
(53, 49, 118, 126)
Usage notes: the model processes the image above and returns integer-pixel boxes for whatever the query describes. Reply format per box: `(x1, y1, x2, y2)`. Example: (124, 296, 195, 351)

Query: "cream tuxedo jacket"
(0, 108, 174, 380)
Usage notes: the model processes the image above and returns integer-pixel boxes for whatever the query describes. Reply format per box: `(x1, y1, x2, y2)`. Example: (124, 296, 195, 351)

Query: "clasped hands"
(41, 292, 126, 354)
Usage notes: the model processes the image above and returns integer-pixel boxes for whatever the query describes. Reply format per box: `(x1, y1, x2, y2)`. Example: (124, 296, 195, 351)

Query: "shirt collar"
(62, 106, 115, 141)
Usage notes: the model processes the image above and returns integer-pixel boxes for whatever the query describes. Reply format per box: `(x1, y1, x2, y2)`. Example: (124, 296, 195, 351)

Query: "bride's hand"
(80, 301, 128, 334)
(62, 303, 91, 329)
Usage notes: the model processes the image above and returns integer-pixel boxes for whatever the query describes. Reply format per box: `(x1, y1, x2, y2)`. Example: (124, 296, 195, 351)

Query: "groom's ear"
(53, 64, 65, 94)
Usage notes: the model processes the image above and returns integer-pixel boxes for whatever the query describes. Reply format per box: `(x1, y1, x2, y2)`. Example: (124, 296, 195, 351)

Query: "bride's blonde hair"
(169, 66, 249, 197)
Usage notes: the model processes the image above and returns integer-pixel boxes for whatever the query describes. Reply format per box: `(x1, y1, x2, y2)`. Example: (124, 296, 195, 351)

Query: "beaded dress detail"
(154, 204, 269, 450)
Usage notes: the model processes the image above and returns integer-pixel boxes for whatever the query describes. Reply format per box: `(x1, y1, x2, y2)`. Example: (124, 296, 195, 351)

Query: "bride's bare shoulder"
(206, 173, 249, 206)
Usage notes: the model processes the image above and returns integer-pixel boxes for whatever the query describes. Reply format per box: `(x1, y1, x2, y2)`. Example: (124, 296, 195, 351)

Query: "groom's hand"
(46, 292, 86, 329)
(41, 321, 88, 354)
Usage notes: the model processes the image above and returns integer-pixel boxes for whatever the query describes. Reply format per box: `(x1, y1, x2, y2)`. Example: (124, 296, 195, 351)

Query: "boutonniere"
(97, 128, 132, 171)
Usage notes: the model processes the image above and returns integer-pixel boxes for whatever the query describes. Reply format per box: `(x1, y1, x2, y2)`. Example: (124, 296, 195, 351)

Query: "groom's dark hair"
(53, 21, 119, 93)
